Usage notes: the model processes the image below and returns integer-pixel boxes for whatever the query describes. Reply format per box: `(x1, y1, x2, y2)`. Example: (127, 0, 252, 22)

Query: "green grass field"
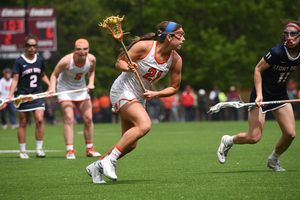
(0, 121, 299, 200)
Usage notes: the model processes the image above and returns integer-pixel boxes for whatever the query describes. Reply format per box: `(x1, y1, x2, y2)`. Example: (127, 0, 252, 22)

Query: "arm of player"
(253, 57, 270, 106)
(87, 54, 96, 91)
(7, 73, 19, 102)
(49, 55, 70, 94)
(41, 71, 51, 92)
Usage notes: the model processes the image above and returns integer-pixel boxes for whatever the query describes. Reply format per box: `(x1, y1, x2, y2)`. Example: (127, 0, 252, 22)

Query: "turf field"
(0, 120, 299, 199)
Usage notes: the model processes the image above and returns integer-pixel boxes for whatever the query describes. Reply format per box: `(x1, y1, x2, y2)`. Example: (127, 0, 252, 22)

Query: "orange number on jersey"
(143, 68, 163, 83)
(75, 73, 83, 80)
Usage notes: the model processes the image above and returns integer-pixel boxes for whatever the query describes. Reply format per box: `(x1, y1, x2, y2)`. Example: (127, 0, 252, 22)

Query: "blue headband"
(160, 21, 177, 39)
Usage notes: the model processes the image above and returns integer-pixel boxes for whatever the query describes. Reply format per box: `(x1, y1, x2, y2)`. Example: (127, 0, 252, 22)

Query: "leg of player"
(61, 101, 76, 159)
(217, 107, 265, 163)
(34, 109, 46, 158)
(267, 104, 296, 171)
(99, 101, 151, 181)
(18, 112, 29, 159)
(76, 100, 101, 157)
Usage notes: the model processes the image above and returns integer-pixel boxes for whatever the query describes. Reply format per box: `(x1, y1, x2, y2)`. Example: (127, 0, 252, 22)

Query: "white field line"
(0, 150, 63, 153)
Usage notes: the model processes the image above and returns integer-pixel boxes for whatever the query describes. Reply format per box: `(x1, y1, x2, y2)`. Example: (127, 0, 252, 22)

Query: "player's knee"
(35, 118, 44, 126)
(247, 135, 261, 144)
(64, 117, 75, 125)
(139, 122, 151, 137)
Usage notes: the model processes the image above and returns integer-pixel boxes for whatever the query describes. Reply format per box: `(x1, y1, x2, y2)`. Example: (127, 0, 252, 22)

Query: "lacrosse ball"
(110, 18, 118, 25)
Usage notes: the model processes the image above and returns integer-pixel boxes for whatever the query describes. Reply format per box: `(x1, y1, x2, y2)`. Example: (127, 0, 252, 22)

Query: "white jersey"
(110, 41, 174, 113)
(0, 77, 13, 99)
(57, 53, 91, 102)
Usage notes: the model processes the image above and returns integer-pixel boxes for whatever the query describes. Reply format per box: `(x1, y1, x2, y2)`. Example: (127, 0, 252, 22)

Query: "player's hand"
(143, 90, 156, 101)
(6, 95, 13, 103)
(255, 95, 263, 107)
(128, 62, 138, 73)
(87, 85, 95, 92)
(47, 88, 56, 97)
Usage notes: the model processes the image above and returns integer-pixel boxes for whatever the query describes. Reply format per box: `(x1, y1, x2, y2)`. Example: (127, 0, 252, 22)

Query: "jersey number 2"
(30, 75, 37, 88)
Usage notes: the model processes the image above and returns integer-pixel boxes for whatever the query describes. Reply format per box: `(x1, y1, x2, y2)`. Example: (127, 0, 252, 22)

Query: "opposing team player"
(86, 21, 185, 183)
(49, 39, 101, 159)
(217, 20, 300, 171)
(8, 34, 51, 159)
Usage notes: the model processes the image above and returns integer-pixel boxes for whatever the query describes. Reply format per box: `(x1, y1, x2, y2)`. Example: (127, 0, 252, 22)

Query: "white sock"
(19, 143, 26, 152)
(269, 150, 281, 160)
(225, 136, 234, 145)
(86, 142, 93, 149)
(36, 140, 43, 150)
(66, 144, 73, 151)
(107, 146, 123, 161)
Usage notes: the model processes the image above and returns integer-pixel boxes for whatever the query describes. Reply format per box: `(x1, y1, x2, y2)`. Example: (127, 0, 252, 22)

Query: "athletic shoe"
(19, 152, 29, 159)
(86, 162, 106, 183)
(36, 149, 46, 157)
(267, 158, 285, 171)
(3, 125, 7, 130)
(86, 146, 101, 157)
(99, 157, 118, 181)
(217, 135, 232, 164)
(66, 150, 76, 159)
(11, 124, 19, 129)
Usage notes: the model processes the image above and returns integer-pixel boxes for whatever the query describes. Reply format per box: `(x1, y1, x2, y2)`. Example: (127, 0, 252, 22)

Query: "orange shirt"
(99, 95, 111, 108)
(92, 98, 101, 113)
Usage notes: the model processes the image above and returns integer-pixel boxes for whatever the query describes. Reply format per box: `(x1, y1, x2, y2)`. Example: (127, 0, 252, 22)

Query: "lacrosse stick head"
(13, 95, 34, 108)
(99, 15, 124, 42)
(208, 101, 244, 114)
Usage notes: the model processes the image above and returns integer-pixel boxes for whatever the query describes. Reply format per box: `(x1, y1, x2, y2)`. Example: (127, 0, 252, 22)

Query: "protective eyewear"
(173, 30, 185, 39)
(283, 30, 300, 38)
(75, 48, 89, 51)
(25, 43, 37, 48)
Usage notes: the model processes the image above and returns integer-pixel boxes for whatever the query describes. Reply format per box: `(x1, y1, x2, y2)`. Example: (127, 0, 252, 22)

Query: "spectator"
(287, 78, 298, 116)
(161, 95, 175, 122)
(198, 89, 208, 121)
(148, 97, 161, 123)
(181, 85, 195, 121)
(171, 94, 180, 122)
(44, 98, 56, 125)
(209, 86, 220, 121)
(227, 86, 239, 121)
(92, 95, 101, 123)
(99, 92, 112, 123)
(218, 89, 228, 120)
(0, 68, 18, 129)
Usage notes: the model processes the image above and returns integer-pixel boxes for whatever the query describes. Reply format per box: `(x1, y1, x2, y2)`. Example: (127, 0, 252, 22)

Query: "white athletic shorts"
(110, 84, 146, 113)
(56, 84, 90, 103)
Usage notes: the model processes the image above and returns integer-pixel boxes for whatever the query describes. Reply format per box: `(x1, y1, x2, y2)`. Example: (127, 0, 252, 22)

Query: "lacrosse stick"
(208, 98, 300, 114)
(0, 88, 88, 109)
(0, 92, 48, 110)
(99, 15, 146, 93)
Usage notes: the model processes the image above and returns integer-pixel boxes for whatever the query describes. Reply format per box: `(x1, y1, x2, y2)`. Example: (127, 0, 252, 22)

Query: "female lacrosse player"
(49, 39, 101, 159)
(8, 34, 51, 159)
(86, 21, 185, 183)
(217, 20, 300, 171)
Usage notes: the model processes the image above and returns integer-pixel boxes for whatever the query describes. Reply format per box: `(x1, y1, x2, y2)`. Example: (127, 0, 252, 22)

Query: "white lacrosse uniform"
(0, 77, 13, 99)
(57, 53, 91, 102)
(110, 41, 174, 113)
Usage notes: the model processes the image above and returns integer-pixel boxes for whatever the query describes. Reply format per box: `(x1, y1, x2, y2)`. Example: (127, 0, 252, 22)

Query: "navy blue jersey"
(13, 54, 46, 95)
(251, 44, 300, 101)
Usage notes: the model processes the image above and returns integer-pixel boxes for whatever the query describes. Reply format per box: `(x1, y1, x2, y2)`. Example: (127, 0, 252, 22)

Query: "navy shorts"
(249, 90, 289, 113)
(17, 98, 45, 112)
